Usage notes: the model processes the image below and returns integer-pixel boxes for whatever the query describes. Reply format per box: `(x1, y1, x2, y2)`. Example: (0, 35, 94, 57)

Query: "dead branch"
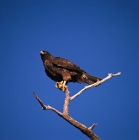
(33, 90, 100, 140)
(63, 88, 70, 116)
(70, 72, 121, 100)
(33, 93, 63, 116)
(34, 72, 121, 140)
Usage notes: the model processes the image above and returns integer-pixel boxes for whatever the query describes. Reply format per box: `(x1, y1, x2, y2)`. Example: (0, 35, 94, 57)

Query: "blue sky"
(0, 0, 139, 140)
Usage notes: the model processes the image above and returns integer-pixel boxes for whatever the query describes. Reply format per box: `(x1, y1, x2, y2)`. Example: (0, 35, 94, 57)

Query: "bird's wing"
(52, 57, 84, 73)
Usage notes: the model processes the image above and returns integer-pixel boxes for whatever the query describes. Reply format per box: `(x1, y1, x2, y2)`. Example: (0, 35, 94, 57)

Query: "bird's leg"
(61, 81, 67, 91)
(55, 81, 67, 91)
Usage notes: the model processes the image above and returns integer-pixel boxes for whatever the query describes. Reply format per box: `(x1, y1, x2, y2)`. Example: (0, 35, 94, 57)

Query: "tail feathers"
(81, 73, 102, 85)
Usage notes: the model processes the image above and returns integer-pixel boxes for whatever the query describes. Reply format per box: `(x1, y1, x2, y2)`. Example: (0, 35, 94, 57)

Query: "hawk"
(40, 50, 101, 91)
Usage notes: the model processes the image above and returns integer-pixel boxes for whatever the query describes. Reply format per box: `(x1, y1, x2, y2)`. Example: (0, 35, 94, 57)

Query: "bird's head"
(40, 50, 52, 60)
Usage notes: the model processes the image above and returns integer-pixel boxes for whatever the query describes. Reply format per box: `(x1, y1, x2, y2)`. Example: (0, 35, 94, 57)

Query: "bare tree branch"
(33, 92, 63, 117)
(34, 91, 100, 140)
(33, 72, 121, 140)
(70, 72, 121, 100)
(33, 92, 46, 109)
(63, 88, 70, 115)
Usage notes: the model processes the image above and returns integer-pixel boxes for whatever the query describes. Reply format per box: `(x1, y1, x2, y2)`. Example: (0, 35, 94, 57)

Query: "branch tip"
(33, 92, 45, 108)
(117, 72, 121, 75)
(89, 123, 97, 130)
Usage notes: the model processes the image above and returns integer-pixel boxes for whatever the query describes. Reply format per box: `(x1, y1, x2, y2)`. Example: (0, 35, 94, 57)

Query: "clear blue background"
(0, 0, 139, 140)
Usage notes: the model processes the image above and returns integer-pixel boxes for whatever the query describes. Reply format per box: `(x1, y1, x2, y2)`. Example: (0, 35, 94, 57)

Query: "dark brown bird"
(40, 50, 101, 91)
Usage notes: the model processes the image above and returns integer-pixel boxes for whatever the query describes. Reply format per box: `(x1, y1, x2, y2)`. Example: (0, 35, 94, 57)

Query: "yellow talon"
(55, 81, 63, 88)
(55, 81, 67, 91)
